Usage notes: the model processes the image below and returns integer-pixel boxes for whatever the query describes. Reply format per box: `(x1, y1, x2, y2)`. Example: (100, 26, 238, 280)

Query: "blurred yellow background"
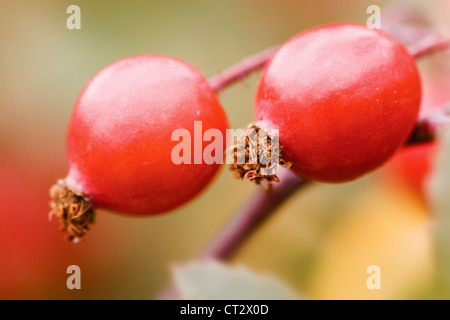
(1, 0, 450, 299)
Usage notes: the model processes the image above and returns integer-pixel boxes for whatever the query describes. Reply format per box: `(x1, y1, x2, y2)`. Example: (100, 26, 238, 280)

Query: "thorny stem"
(160, 33, 450, 299)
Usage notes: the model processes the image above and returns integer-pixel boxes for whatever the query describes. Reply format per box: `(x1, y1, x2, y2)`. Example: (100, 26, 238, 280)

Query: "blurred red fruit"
(386, 143, 437, 202)
(0, 160, 80, 298)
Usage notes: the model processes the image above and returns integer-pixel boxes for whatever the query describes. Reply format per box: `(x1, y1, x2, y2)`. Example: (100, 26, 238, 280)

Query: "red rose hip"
(50, 55, 228, 242)
(256, 23, 422, 182)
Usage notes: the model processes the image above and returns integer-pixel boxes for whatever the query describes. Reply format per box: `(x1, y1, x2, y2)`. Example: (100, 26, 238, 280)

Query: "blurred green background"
(1, 0, 450, 299)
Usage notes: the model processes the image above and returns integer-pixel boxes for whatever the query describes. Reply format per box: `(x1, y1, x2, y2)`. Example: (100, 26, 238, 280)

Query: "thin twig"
(199, 169, 308, 260)
(208, 46, 279, 93)
(410, 34, 450, 59)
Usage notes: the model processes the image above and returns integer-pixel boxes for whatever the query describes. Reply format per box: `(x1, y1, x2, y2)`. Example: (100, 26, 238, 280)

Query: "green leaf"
(172, 260, 301, 300)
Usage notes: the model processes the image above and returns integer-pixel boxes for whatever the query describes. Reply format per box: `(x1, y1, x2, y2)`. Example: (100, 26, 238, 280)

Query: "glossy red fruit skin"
(66, 55, 228, 214)
(256, 23, 422, 182)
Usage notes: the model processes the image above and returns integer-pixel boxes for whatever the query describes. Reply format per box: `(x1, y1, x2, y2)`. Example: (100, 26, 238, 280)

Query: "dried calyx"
(49, 180, 95, 243)
(229, 123, 293, 191)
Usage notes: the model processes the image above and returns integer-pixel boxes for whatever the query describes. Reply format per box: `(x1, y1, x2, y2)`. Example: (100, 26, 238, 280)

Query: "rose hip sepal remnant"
(49, 179, 94, 243)
(229, 123, 293, 192)
(256, 23, 422, 183)
(50, 55, 229, 242)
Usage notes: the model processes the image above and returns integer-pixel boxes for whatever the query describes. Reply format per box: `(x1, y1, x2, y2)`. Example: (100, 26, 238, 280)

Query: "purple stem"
(208, 46, 279, 92)
(199, 169, 308, 260)
(410, 35, 450, 60)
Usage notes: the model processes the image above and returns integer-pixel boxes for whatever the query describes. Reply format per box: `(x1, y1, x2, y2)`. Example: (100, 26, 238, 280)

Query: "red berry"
(256, 23, 421, 182)
(51, 55, 228, 241)
(386, 143, 436, 201)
